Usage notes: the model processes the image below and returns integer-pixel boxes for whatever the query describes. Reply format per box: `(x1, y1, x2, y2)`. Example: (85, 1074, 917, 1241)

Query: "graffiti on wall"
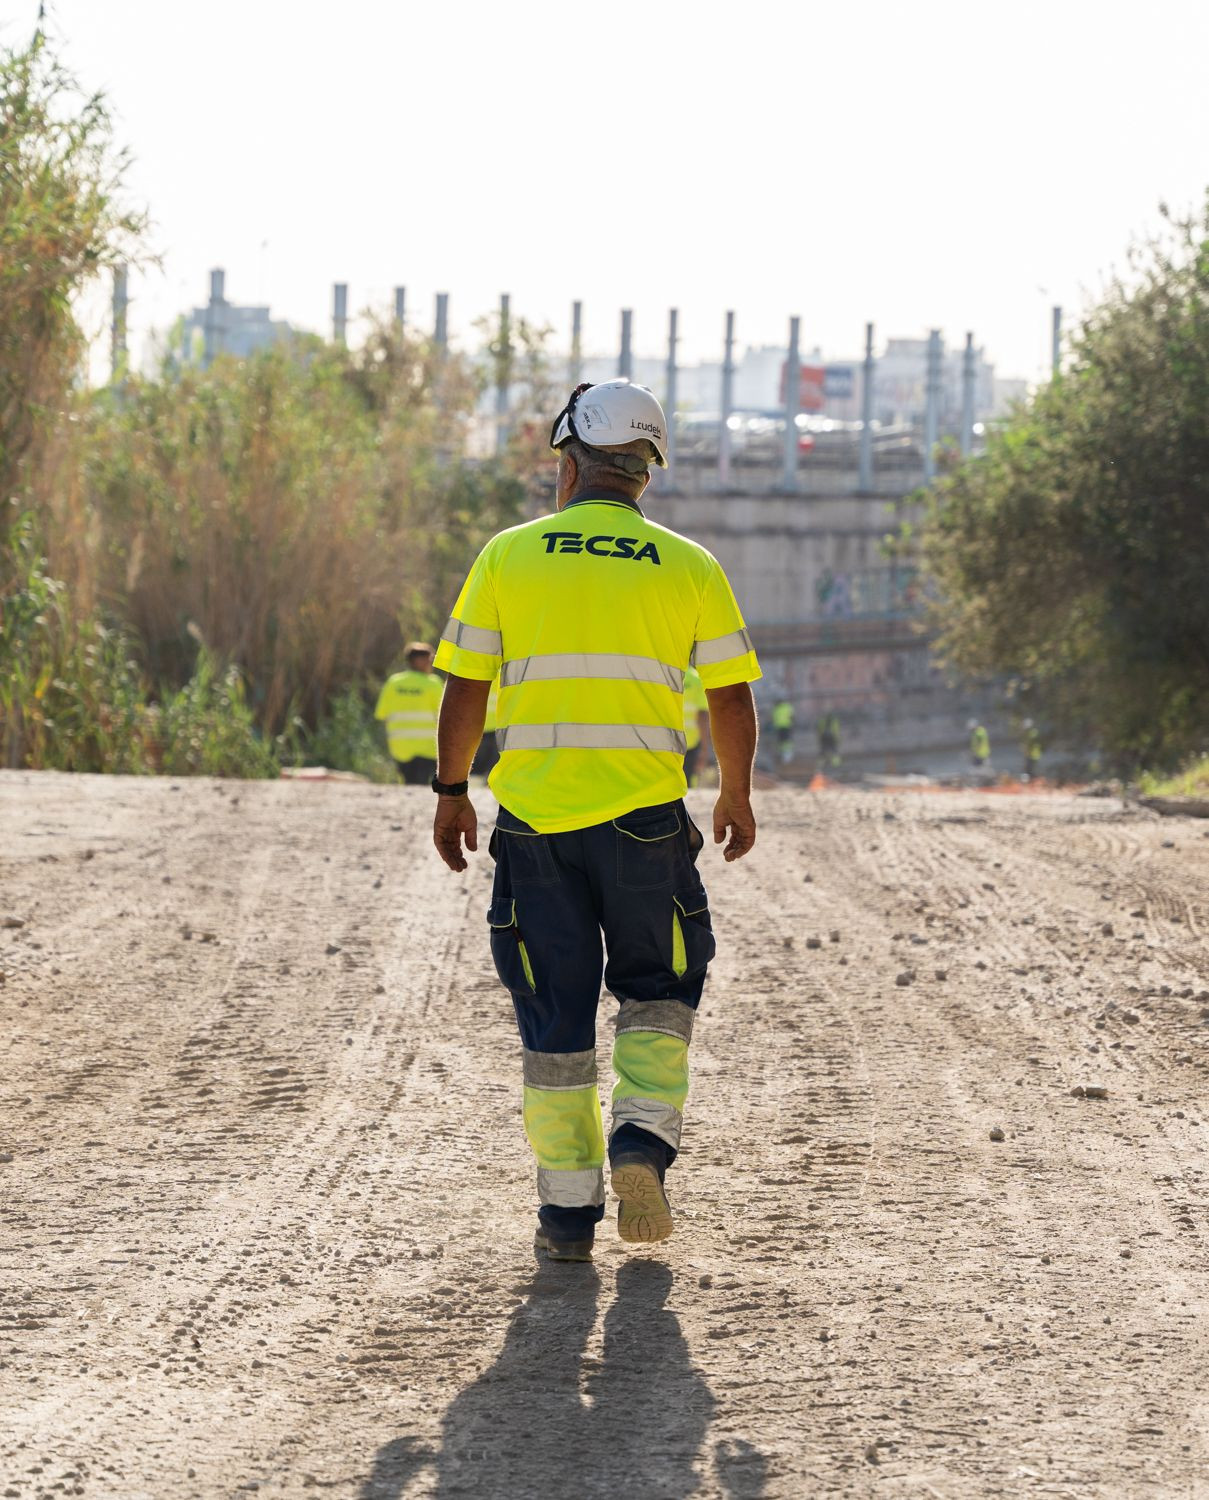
(815, 566, 921, 620)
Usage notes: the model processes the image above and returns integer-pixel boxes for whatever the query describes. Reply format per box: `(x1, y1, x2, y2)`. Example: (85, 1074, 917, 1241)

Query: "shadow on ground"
(360, 1258, 766, 1498)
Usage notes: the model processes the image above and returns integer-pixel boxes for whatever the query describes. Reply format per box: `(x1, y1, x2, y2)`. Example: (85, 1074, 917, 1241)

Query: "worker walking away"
(969, 719, 990, 769)
(471, 680, 501, 781)
(771, 697, 795, 766)
(816, 710, 841, 770)
(375, 641, 443, 785)
(431, 379, 761, 1263)
(1021, 719, 1042, 782)
(681, 665, 711, 787)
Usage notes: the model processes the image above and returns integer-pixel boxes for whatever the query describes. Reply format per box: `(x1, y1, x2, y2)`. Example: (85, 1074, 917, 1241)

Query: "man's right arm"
(705, 682, 758, 861)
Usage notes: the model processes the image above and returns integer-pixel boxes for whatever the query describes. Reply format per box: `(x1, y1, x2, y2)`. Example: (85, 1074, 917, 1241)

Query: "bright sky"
(14, 0, 1209, 384)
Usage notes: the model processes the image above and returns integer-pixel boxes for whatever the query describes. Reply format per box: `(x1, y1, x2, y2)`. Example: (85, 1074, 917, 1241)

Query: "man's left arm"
(433, 675, 491, 872)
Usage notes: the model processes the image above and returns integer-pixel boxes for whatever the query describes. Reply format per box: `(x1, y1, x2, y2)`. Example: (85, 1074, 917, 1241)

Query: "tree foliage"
(65, 327, 527, 734)
(918, 200, 1209, 771)
(0, 35, 142, 506)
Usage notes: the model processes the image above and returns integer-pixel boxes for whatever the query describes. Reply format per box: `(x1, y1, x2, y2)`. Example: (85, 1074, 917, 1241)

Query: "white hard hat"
(550, 379, 669, 469)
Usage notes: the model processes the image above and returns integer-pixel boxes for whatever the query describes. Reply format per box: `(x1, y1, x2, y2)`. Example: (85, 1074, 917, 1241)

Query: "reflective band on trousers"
(615, 998, 696, 1043)
(611, 1096, 684, 1150)
(500, 652, 684, 693)
(692, 626, 755, 666)
(522, 1047, 596, 1090)
(496, 723, 688, 755)
(537, 1165, 605, 1207)
(441, 616, 503, 655)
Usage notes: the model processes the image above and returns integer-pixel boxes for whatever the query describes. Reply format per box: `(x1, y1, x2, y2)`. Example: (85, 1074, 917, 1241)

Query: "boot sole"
(612, 1160, 674, 1244)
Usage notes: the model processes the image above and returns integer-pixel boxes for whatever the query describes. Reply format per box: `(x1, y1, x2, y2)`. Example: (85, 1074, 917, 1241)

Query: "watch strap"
(431, 775, 469, 797)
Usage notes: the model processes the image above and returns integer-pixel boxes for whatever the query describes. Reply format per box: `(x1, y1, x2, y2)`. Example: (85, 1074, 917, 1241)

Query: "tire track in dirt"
(1, 776, 1207, 1498)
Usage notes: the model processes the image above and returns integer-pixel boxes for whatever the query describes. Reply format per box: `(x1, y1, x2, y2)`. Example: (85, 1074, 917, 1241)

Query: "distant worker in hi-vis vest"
(432, 379, 761, 1262)
(375, 642, 443, 785)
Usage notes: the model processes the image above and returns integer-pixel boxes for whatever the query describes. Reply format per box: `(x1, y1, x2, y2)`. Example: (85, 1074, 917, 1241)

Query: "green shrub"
(278, 685, 396, 783)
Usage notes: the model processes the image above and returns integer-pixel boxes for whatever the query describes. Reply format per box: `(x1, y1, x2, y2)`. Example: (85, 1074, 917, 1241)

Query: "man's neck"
(561, 486, 645, 515)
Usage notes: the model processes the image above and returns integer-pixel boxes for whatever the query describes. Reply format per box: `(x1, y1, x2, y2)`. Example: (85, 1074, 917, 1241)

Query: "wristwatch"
(431, 775, 469, 797)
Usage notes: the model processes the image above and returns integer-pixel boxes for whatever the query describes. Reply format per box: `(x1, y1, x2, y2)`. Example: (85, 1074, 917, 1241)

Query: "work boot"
(533, 1227, 594, 1263)
(611, 1155, 674, 1244)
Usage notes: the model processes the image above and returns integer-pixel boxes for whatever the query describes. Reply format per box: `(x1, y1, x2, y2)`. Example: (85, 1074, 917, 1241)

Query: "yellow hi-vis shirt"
(374, 669, 443, 762)
(433, 492, 761, 833)
(682, 665, 709, 751)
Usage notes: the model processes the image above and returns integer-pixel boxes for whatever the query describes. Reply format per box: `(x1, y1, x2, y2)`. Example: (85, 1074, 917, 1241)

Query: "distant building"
(180, 269, 296, 366)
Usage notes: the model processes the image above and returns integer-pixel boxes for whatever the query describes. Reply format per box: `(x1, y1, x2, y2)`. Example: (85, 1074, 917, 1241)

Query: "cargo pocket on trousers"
(669, 883, 716, 980)
(614, 805, 682, 890)
(488, 896, 536, 994)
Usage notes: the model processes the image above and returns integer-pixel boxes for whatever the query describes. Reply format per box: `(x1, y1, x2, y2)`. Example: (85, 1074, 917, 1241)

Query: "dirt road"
(2, 772, 1207, 1499)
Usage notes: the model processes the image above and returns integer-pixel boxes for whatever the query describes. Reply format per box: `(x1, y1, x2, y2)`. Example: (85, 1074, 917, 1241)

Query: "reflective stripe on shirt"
(496, 723, 687, 755)
(500, 652, 684, 692)
(692, 626, 755, 666)
(441, 616, 502, 655)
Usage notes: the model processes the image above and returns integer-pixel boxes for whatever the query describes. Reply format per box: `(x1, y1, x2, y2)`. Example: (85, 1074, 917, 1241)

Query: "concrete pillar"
(960, 332, 976, 457)
(434, 292, 449, 349)
(203, 267, 226, 368)
(393, 286, 406, 328)
(923, 329, 942, 482)
(1052, 305, 1062, 377)
(858, 321, 874, 492)
(665, 308, 678, 487)
(782, 316, 801, 492)
(495, 292, 511, 454)
(619, 309, 633, 380)
(111, 264, 128, 383)
(719, 310, 736, 489)
(569, 300, 583, 386)
(333, 283, 348, 346)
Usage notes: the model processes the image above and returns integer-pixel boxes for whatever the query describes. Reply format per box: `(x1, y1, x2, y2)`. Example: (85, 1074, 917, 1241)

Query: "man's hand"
(434, 794, 478, 872)
(713, 790, 756, 861)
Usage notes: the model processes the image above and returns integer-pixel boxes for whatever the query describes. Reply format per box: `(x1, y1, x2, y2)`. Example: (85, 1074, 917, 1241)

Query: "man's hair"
(565, 438, 655, 501)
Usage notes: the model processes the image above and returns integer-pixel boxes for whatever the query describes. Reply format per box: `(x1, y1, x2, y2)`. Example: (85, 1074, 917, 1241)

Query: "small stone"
(806, 937, 822, 950)
(1070, 1085, 1086, 1098)
(325, 942, 342, 956)
(895, 971, 914, 987)
(0, 1152, 12, 1163)
(698, 1273, 713, 1288)
(1161, 840, 1175, 849)
(829, 930, 841, 943)
(819, 1328, 833, 1342)
(989, 1126, 1005, 1142)
(1121, 1011, 1140, 1024)
(1084, 1085, 1109, 1099)
(1120, 1248, 1132, 1258)
(1, 916, 25, 929)
(782, 936, 793, 949)
(374, 983, 386, 996)
(934, 969, 948, 981)
(803, 873, 813, 883)
(865, 1443, 880, 1464)
(1101, 922, 1114, 937)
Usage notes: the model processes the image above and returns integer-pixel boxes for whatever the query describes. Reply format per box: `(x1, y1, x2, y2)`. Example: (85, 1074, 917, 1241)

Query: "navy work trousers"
(487, 800, 715, 1240)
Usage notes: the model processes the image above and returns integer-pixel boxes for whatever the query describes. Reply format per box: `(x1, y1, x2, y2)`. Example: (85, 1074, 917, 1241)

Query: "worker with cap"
(375, 641, 444, 785)
(431, 378, 761, 1263)
(969, 719, 990, 769)
(771, 697, 795, 766)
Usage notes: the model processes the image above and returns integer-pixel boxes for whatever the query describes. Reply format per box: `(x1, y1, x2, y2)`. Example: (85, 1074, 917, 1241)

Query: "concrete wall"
(658, 488, 999, 773)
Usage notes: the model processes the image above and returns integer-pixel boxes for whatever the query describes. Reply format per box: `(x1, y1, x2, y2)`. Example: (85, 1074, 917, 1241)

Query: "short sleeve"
(692, 559, 762, 688)
(433, 545, 503, 681)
